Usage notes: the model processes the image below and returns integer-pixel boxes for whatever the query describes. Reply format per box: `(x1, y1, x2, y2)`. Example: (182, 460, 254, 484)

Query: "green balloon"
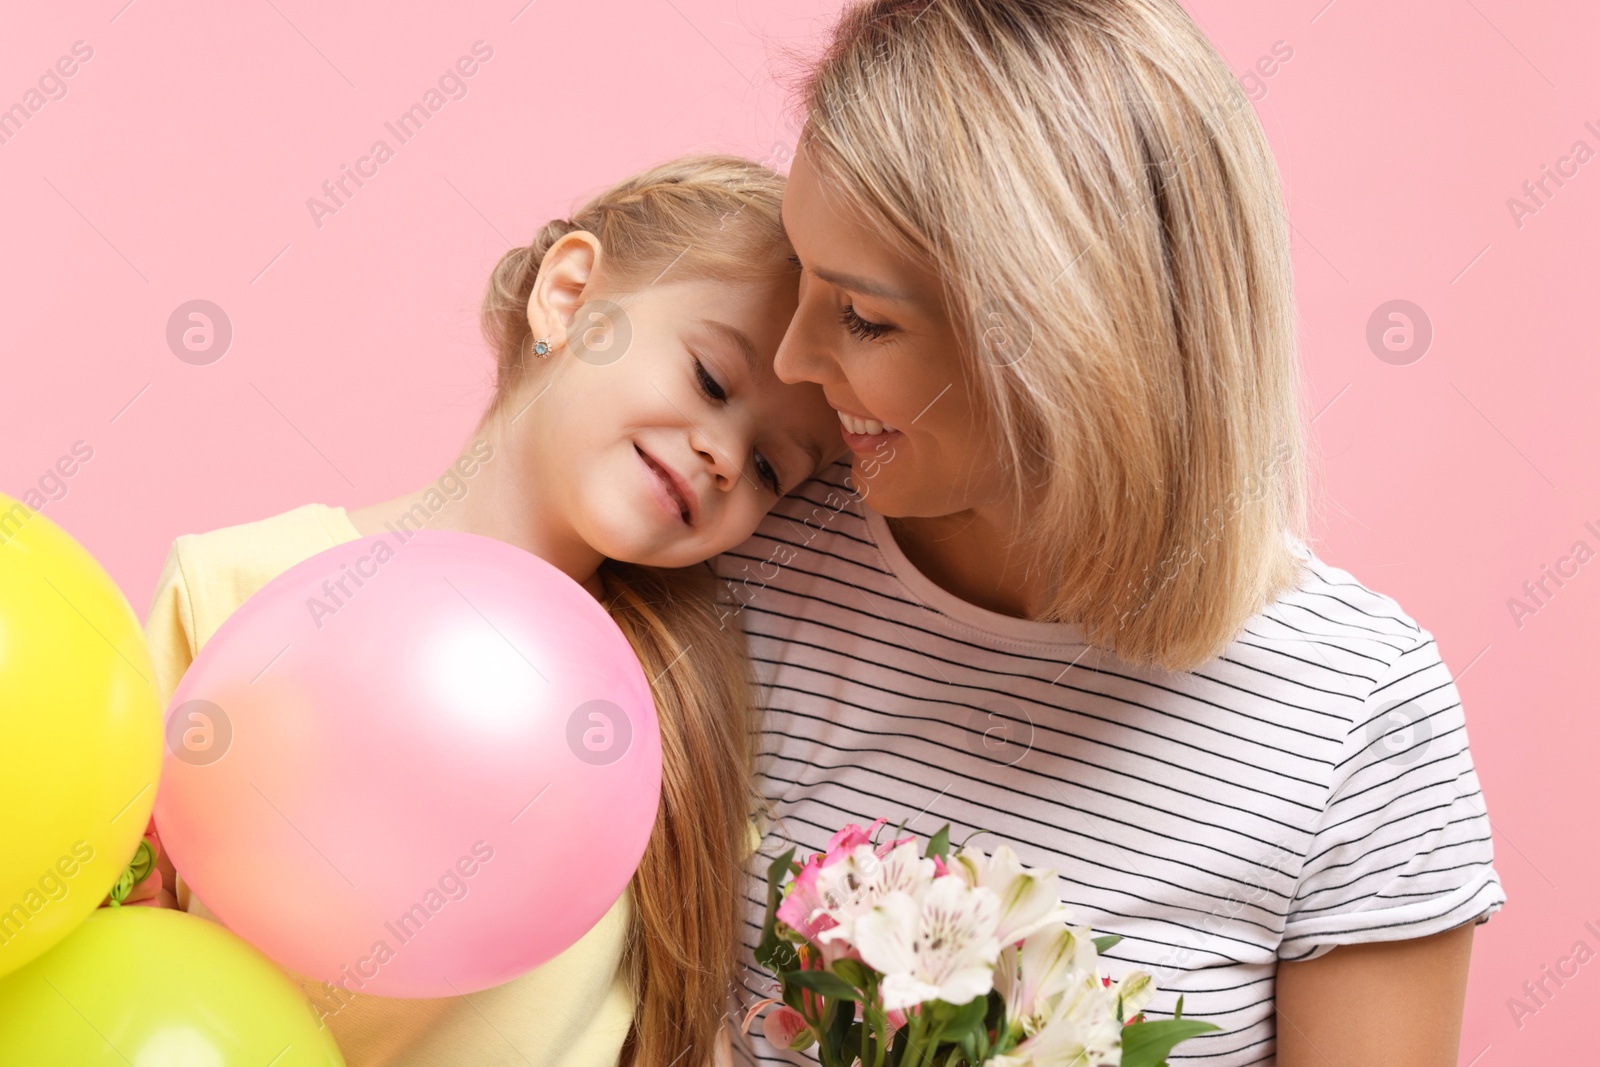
(0, 906, 345, 1065)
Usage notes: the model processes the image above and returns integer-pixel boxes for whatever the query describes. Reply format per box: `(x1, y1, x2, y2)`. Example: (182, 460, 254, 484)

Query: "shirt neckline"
(860, 503, 1092, 647)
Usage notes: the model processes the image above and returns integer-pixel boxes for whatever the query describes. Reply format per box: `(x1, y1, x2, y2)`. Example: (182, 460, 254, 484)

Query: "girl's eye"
(841, 304, 892, 341)
(753, 453, 782, 496)
(694, 356, 782, 494)
(693, 358, 727, 402)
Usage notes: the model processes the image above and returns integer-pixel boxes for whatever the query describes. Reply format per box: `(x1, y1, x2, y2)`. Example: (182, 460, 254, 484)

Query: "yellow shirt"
(144, 503, 635, 1067)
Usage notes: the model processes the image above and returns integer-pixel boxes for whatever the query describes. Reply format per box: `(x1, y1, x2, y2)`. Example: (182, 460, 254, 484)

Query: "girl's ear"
(527, 231, 604, 347)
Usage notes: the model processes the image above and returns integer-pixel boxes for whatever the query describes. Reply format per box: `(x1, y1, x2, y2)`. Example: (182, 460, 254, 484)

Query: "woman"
(715, 1, 1504, 1063)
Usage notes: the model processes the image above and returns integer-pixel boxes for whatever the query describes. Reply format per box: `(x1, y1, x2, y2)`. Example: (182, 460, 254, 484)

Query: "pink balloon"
(153, 530, 661, 998)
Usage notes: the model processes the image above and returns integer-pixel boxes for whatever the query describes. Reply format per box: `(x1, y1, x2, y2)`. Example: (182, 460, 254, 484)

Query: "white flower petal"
(879, 970, 944, 1012)
(851, 889, 923, 975)
(937, 964, 998, 1007)
(1110, 969, 1156, 1018)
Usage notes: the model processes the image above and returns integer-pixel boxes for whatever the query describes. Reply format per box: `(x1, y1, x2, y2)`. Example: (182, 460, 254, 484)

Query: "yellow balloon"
(0, 905, 345, 1064)
(0, 492, 163, 978)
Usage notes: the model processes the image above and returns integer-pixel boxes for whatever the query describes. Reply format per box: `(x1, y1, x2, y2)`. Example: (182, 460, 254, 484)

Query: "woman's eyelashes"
(788, 254, 894, 342)
(840, 304, 892, 341)
(691, 357, 783, 495)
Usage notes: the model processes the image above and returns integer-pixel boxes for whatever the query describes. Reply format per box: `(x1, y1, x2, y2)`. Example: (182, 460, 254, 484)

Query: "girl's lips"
(635, 444, 693, 526)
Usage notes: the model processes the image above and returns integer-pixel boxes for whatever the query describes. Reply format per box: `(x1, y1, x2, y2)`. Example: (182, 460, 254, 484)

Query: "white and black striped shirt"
(712, 461, 1504, 1067)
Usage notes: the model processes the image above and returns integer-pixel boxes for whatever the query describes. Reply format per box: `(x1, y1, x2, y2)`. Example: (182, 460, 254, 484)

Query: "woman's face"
(773, 143, 1008, 519)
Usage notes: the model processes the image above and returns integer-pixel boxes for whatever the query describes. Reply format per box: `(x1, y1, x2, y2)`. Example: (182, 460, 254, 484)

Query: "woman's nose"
(773, 294, 839, 388)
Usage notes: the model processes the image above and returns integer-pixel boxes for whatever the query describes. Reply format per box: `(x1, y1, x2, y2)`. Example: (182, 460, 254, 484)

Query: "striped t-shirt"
(711, 460, 1504, 1066)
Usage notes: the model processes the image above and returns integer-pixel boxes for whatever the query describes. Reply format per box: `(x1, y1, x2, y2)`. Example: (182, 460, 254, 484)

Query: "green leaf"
(786, 968, 864, 1001)
(1092, 934, 1123, 954)
(754, 847, 797, 971)
(983, 990, 1011, 1055)
(825, 996, 855, 1065)
(845, 1021, 869, 1065)
(1119, 1018, 1222, 1067)
(782, 978, 808, 1017)
(959, 1028, 981, 1065)
(926, 823, 952, 861)
(764, 939, 799, 977)
(887, 1018, 909, 1067)
(936, 993, 989, 1044)
(833, 958, 872, 991)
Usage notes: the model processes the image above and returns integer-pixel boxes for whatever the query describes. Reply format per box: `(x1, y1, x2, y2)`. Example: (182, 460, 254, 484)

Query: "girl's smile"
(635, 442, 695, 527)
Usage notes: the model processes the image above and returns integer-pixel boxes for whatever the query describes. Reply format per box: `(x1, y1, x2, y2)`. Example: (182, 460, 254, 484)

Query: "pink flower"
(825, 819, 886, 857)
(763, 1006, 812, 1051)
(777, 854, 837, 941)
(780, 819, 902, 942)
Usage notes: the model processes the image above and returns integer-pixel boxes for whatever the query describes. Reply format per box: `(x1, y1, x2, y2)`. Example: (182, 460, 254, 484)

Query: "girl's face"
(529, 269, 846, 569)
(773, 143, 1009, 520)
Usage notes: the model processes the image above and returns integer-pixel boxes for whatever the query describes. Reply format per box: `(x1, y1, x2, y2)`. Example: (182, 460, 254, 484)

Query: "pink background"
(2, 0, 1595, 1060)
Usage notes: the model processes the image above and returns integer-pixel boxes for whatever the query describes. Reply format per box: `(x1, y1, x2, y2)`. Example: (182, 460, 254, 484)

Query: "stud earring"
(531, 338, 551, 358)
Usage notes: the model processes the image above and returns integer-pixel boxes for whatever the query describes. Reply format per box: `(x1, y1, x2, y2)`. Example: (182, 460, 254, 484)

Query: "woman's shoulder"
(1261, 537, 1431, 654)
(1241, 537, 1446, 714)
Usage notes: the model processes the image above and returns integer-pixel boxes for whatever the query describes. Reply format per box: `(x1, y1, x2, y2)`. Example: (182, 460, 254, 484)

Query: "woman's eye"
(840, 304, 892, 341)
(693, 358, 727, 402)
(754, 452, 782, 495)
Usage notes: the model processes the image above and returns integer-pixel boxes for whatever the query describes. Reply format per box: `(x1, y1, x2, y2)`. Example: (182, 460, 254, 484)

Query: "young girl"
(140, 154, 845, 1067)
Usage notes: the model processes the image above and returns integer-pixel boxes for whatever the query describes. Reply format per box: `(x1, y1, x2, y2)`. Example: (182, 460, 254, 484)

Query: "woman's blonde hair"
(478, 155, 793, 1067)
(797, 0, 1314, 672)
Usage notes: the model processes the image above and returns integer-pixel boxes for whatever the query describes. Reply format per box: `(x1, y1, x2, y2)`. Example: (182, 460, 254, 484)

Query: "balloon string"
(107, 839, 155, 907)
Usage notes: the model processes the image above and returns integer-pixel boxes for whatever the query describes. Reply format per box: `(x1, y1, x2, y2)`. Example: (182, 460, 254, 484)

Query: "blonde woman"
(716, 1, 1504, 1064)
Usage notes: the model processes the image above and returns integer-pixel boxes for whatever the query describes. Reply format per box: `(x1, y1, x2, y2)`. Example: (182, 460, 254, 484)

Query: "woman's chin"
(844, 459, 912, 511)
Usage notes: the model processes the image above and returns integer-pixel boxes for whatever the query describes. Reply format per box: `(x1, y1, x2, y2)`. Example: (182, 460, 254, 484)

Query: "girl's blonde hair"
(478, 155, 793, 1067)
(798, 0, 1314, 672)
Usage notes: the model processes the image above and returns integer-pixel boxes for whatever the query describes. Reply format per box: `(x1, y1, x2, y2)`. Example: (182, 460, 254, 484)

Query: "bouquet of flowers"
(742, 820, 1218, 1067)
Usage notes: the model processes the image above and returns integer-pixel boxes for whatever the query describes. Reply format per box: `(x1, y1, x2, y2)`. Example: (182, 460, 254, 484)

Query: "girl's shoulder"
(175, 501, 358, 560)
(152, 503, 360, 651)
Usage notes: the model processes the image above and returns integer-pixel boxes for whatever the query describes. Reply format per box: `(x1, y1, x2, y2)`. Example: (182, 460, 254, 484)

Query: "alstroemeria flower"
(813, 841, 937, 947)
(995, 923, 1101, 1033)
(849, 876, 1003, 1012)
(777, 854, 836, 941)
(763, 1005, 814, 1052)
(951, 844, 1068, 947)
(989, 974, 1125, 1067)
(824, 819, 887, 859)
(1105, 969, 1155, 1022)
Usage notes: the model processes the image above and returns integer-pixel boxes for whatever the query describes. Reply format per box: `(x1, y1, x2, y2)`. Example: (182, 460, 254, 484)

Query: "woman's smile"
(833, 405, 904, 454)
